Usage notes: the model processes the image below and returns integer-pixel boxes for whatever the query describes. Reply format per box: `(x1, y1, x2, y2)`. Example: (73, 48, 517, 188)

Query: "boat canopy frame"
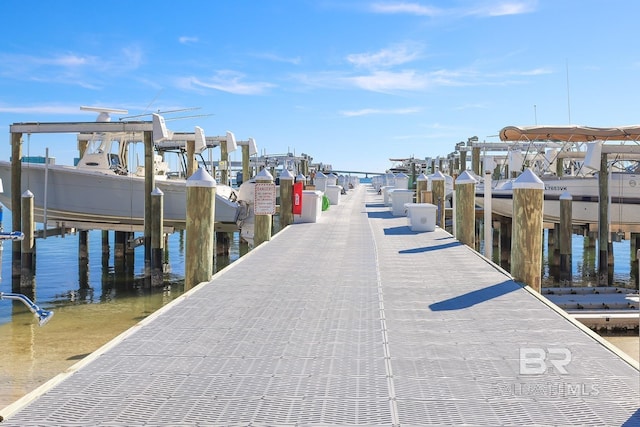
(500, 125, 640, 143)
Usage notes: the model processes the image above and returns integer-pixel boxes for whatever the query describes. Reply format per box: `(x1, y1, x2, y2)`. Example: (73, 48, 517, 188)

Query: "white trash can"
(325, 185, 342, 205)
(390, 189, 414, 216)
(405, 203, 437, 231)
(314, 172, 328, 192)
(381, 186, 394, 206)
(294, 190, 323, 223)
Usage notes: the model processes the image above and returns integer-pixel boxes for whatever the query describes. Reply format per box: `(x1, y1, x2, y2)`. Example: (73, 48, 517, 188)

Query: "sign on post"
(254, 182, 277, 215)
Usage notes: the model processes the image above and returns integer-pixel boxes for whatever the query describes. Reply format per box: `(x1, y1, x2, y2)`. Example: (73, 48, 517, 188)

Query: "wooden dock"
(2, 184, 639, 426)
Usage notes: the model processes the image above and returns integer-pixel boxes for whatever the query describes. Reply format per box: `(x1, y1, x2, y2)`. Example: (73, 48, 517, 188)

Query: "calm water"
(1, 205, 638, 409)
(0, 207, 244, 408)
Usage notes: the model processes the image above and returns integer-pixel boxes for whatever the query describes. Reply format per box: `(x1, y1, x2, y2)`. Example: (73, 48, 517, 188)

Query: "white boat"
(476, 170, 640, 226)
(474, 125, 640, 228)
(0, 112, 247, 232)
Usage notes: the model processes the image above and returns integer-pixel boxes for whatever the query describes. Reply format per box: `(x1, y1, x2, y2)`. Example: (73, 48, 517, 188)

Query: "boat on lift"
(0, 107, 251, 232)
(474, 125, 640, 228)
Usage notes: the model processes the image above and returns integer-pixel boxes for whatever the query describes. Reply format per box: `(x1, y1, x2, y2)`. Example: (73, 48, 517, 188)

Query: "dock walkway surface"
(2, 184, 639, 426)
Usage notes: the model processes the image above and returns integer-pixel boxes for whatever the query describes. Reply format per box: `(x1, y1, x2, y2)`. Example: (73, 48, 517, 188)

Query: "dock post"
(459, 150, 467, 173)
(279, 169, 294, 228)
(79, 230, 89, 261)
(220, 140, 229, 186)
(547, 225, 560, 270)
(296, 173, 307, 192)
(185, 168, 216, 290)
(11, 132, 22, 279)
(499, 216, 512, 269)
(416, 173, 428, 203)
(471, 146, 481, 175)
(186, 140, 197, 178)
(454, 171, 477, 248)
(631, 233, 639, 286)
(559, 191, 573, 283)
(151, 188, 164, 286)
(242, 144, 250, 184)
(216, 232, 231, 257)
(20, 190, 35, 276)
(597, 152, 609, 285)
(511, 169, 544, 292)
(143, 130, 155, 276)
(114, 231, 126, 260)
(483, 165, 493, 259)
(101, 230, 110, 269)
(430, 171, 446, 228)
(254, 169, 275, 247)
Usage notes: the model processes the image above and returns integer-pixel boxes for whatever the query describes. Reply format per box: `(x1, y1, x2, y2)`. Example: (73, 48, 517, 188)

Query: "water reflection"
(0, 221, 241, 409)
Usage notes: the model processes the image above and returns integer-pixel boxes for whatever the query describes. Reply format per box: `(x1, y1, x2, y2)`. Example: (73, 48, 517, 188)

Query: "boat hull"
(476, 173, 640, 227)
(0, 162, 240, 230)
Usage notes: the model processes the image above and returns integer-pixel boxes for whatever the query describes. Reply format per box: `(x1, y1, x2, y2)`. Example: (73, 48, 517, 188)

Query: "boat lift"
(0, 230, 54, 327)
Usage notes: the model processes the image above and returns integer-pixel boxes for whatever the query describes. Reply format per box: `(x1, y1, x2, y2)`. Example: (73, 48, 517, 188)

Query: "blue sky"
(1, 1, 639, 174)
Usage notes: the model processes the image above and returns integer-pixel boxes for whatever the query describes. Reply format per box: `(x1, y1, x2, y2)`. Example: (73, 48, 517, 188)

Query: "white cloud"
(346, 43, 423, 69)
(368, 1, 536, 18)
(340, 107, 421, 117)
(179, 36, 199, 44)
(178, 70, 275, 95)
(254, 52, 301, 65)
(345, 70, 429, 92)
(475, 1, 537, 16)
(370, 2, 441, 16)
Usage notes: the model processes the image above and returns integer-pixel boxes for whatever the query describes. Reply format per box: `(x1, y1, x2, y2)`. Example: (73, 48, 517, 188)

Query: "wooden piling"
(242, 143, 251, 184)
(11, 132, 22, 278)
(499, 216, 512, 268)
(279, 169, 294, 228)
(547, 225, 559, 268)
(471, 146, 481, 175)
(430, 171, 446, 228)
(511, 169, 544, 292)
(143, 130, 155, 273)
(185, 168, 216, 290)
(454, 171, 477, 248)
(416, 173, 428, 203)
(632, 233, 639, 280)
(220, 139, 229, 186)
(20, 190, 35, 275)
(79, 230, 89, 260)
(483, 168, 493, 259)
(559, 191, 573, 283)
(459, 150, 467, 173)
(151, 187, 164, 286)
(186, 140, 197, 178)
(597, 153, 609, 284)
(102, 230, 110, 269)
(296, 173, 308, 192)
(114, 231, 126, 260)
(254, 169, 275, 247)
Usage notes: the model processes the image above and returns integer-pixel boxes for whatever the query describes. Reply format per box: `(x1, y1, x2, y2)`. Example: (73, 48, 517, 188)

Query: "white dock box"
(390, 189, 414, 216)
(294, 190, 323, 223)
(405, 203, 437, 231)
(325, 185, 342, 205)
(381, 186, 394, 206)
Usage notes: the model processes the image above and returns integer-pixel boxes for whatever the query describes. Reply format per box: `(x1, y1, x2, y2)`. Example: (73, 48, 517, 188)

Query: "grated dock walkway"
(2, 184, 639, 426)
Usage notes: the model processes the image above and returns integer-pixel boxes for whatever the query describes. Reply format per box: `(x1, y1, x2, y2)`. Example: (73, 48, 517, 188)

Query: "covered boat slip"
(2, 185, 638, 426)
